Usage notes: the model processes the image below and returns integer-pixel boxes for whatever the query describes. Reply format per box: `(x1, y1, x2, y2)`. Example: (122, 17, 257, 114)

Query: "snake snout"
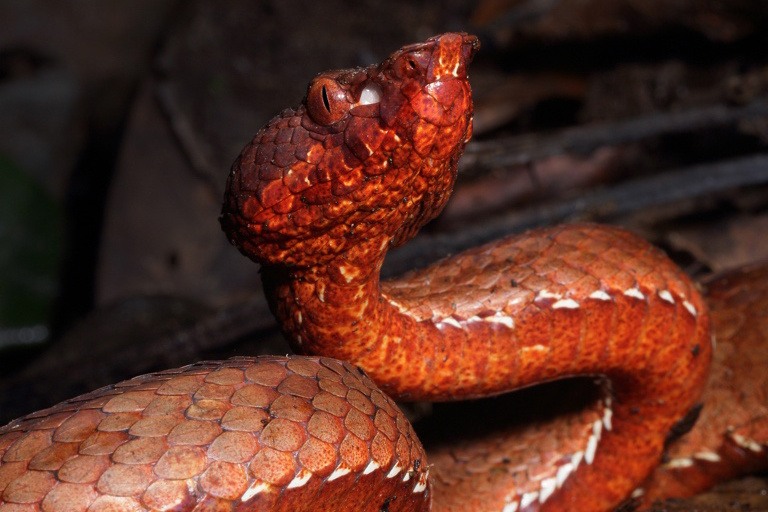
(425, 32, 480, 83)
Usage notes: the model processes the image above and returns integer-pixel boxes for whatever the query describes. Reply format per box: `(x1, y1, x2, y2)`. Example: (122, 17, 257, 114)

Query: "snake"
(0, 32, 766, 512)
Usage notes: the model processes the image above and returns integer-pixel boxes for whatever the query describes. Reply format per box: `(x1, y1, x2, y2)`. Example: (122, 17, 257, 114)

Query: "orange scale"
(344, 117, 386, 161)
(128, 415, 184, 438)
(3, 430, 53, 462)
(345, 390, 375, 416)
(186, 400, 230, 421)
(298, 437, 337, 477)
(360, 151, 389, 177)
(276, 375, 319, 400)
(394, 437, 411, 469)
(53, 410, 105, 443)
(219, 408, 269, 433)
(348, 175, 383, 203)
(344, 409, 375, 443)
(354, 373, 379, 396)
(193, 383, 234, 402)
(602, 268, 637, 293)
(206, 431, 258, 464)
(370, 432, 395, 470)
(248, 447, 296, 487)
(259, 419, 306, 452)
(62, 395, 116, 414)
(86, 495, 142, 512)
(295, 141, 324, 166)
(410, 120, 438, 158)
(316, 366, 343, 383)
(28, 442, 78, 471)
(373, 410, 398, 442)
(425, 79, 463, 110)
(340, 372, 369, 396)
(548, 263, 589, 288)
(0, 503, 37, 512)
(95, 463, 153, 497)
(25, 412, 75, 432)
(1, 469, 55, 504)
(0, 432, 24, 453)
(269, 395, 314, 423)
(312, 392, 350, 418)
(282, 161, 316, 194)
(96, 412, 141, 433)
(102, 391, 157, 414)
(272, 193, 303, 215)
(204, 368, 245, 386)
(77, 431, 129, 456)
(285, 358, 322, 378)
(141, 478, 194, 512)
(166, 420, 222, 447)
(200, 461, 248, 501)
(439, 96, 470, 127)
(155, 375, 205, 396)
(231, 385, 279, 409)
(567, 275, 604, 298)
(112, 437, 168, 465)
(290, 204, 320, 228)
(242, 196, 274, 224)
(41, 482, 99, 512)
(409, 436, 427, 468)
(338, 433, 370, 472)
(640, 270, 669, 292)
(256, 178, 292, 210)
(244, 362, 288, 387)
(407, 85, 443, 122)
(152, 446, 207, 480)
(369, 391, 397, 418)
(272, 143, 296, 168)
(301, 181, 334, 206)
(307, 411, 345, 445)
(0, 461, 27, 493)
(331, 169, 365, 197)
(58, 455, 110, 484)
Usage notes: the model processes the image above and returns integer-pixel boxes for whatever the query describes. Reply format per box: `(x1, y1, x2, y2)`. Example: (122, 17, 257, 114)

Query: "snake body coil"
(1, 32, 763, 512)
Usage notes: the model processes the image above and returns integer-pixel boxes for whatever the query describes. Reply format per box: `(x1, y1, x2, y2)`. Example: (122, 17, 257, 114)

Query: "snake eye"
(307, 77, 350, 125)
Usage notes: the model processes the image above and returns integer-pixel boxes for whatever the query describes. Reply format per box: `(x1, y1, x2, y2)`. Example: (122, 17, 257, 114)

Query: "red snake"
(0, 32, 766, 512)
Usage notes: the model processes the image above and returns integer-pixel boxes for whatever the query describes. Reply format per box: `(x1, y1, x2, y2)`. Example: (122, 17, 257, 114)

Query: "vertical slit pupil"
(322, 85, 331, 112)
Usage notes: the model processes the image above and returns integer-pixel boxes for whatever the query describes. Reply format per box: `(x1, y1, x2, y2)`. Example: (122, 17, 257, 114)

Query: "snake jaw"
(221, 33, 478, 268)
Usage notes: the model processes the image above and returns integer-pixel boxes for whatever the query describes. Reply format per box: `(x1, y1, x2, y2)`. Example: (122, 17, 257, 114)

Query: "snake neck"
(261, 234, 427, 399)
(262, 224, 712, 406)
(261, 222, 715, 511)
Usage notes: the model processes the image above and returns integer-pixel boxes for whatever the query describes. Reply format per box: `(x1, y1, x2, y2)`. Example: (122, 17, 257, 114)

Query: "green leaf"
(0, 155, 62, 334)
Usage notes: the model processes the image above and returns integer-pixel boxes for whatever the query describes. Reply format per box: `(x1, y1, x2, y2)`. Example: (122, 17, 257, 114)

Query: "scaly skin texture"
(220, 32, 712, 511)
(638, 264, 768, 509)
(2, 32, 757, 512)
(0, 357, 430, 512)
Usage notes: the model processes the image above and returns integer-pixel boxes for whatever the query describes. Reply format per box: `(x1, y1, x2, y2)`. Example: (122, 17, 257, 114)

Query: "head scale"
(221, 33, 479, 268)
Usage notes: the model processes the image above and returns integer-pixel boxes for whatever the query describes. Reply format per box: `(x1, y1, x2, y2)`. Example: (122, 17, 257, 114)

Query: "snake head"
(222, 33, 479, 268)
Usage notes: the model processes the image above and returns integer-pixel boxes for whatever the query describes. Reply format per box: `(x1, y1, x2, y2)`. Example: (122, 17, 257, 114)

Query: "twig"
(460, 99, 768, 175)
(385, 153, 768, 276)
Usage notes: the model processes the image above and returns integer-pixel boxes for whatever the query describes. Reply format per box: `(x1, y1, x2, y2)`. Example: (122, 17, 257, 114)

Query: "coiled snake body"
(1, 32, 766, 512)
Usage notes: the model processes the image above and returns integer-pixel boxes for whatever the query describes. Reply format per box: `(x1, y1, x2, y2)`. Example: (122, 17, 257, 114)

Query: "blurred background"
(1, 1, 768, 506)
